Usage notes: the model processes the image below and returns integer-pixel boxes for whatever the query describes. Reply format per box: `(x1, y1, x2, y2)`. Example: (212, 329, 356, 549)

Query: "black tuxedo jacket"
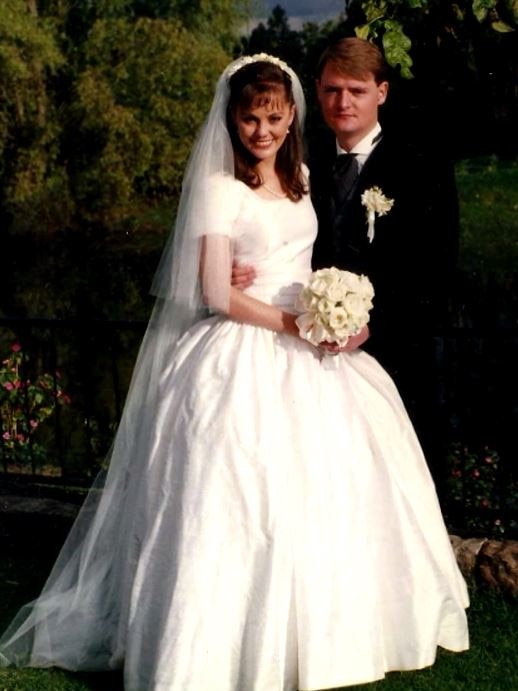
(309, 129, 459, 382)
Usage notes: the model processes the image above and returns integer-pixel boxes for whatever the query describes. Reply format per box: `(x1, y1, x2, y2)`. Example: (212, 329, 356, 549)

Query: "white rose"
(310, 321, 332, 345)
(317, 297, 335, 315)
(308, 277, 330, 297)
(343, 293, 366, 317)
(322, 283, 344, 303)
(342, 272, 362, 292)
(358, 274, 375, 300)
(295, 312, 314, 339)
(328, 306, 349, 331)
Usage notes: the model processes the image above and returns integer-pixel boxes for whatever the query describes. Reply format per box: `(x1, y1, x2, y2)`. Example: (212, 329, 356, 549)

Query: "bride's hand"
(231, 261, 256, 290)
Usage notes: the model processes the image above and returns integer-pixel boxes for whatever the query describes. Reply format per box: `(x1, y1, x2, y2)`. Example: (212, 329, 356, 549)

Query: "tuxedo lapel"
(310, 133, 397, 270)
(337, 137, 395, 254)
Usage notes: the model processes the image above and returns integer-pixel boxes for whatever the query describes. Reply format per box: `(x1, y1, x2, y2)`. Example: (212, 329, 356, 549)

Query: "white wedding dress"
(0, 175, 468, 691)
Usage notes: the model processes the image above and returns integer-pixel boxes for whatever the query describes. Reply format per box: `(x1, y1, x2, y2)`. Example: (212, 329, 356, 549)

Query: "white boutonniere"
(361, 186, 395, 243)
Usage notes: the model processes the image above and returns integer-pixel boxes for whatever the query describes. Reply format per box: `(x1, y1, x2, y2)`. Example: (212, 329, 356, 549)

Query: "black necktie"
(331, 153, 359, 208)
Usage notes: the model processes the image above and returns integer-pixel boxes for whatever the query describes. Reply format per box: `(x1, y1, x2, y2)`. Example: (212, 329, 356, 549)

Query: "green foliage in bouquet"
(0, 343, 71, 469)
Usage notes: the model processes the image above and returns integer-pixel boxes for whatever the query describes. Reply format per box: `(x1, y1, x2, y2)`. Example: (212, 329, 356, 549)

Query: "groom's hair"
(316, 38, 389, 84)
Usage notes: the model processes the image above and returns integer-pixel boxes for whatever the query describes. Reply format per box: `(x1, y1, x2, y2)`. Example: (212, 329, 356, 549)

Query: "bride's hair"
(226, 61, 307, 201)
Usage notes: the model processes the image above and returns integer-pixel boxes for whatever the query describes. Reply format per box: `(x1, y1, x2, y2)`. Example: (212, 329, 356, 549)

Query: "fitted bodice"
(231, 182, 318, 310)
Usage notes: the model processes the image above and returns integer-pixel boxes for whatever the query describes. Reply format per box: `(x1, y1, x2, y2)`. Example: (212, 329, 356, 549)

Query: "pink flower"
(484, 456, 494, 464)
(451, 469, 462, 478)
(472, 469, 480, 478)
(479, 498, 490, 508)
(2, 432, 10, 440)
(16, 433, 25, 442)
(29, 420, 38, 428)
(3, 382, 14, 391)
(10, 343, 21, 353)
(13, 380, 22, 389)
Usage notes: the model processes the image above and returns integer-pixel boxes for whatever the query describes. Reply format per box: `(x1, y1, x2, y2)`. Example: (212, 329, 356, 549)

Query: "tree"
(0, 0, 250, 317)
(0, 1, 65, 230)
(0, 0, 249, 237)
(71, 18, 229, 228)
(239, 5, 304, 67)
(346, 0, 518, 78)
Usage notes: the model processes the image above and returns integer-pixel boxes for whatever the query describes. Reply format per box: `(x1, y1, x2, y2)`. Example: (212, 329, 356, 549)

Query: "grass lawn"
(456, 155, 518, 276)
(1, 547, 517, 691)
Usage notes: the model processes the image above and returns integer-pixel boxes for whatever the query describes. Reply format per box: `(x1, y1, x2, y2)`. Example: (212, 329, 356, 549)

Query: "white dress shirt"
(336, 122, 382, 172)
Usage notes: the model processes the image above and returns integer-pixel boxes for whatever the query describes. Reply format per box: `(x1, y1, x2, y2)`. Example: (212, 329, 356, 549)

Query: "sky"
(255, 0, 345, 28)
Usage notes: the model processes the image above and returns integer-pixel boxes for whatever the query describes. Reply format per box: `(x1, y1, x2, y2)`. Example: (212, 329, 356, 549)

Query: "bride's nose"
(256, 119, 269, 137)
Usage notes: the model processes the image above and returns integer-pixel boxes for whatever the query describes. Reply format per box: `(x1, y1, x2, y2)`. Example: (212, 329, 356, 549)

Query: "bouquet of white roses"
(295, 267, 374, 347)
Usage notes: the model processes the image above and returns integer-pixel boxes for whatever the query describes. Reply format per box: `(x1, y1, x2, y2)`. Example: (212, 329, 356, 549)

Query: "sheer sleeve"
(196, 173, 243, 314)
(200, 234, 232, 313)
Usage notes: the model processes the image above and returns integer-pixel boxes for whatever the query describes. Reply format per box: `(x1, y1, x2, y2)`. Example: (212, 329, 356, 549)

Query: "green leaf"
(355, 23, 372, 40)
(362, 0, 388, 23)
(491, 19, 515, 31)
(472, 0, 497, 22)
(505, 0, 518, 22)
(382, 21, 414, 78)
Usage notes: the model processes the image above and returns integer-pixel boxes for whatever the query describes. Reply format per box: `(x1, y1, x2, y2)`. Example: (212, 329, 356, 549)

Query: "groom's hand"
(231, 261, 256, 290)
(320, 325, 370, 353)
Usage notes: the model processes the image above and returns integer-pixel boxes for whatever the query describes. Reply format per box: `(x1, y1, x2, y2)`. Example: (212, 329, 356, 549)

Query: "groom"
(311, 37, 458, 364)
(234, 38, 459, 477)
(310, 37, 459, 478)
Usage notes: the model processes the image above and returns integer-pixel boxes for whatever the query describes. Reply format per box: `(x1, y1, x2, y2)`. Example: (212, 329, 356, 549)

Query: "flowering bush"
(446, 443, 518, 537)
(0, 342, 71, 468)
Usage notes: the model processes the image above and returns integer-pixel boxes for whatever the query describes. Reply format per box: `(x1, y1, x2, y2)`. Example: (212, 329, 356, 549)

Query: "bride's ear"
(289, 105, 296, 126)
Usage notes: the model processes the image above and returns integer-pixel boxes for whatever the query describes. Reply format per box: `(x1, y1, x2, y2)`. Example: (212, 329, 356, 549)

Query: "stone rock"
(450, 534, 518, 596)
(478, 539, 518, 596)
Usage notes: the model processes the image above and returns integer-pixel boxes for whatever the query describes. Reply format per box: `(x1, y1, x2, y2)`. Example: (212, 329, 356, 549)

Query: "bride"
(0, 53, 468, 691)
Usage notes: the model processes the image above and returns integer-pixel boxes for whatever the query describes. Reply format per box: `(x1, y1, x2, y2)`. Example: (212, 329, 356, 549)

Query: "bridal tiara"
(225, 52, 297, 82)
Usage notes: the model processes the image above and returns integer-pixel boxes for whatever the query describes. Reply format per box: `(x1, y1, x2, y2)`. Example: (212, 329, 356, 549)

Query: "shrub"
(0, 342, 70, 470)
(446, 443, 518, 537)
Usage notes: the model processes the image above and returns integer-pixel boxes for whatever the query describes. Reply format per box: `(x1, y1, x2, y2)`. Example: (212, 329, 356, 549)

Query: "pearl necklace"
(261, 181, 287, 199)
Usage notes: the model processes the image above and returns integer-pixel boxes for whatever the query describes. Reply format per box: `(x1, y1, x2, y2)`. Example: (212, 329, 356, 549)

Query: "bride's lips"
(252, 139, 274, 147)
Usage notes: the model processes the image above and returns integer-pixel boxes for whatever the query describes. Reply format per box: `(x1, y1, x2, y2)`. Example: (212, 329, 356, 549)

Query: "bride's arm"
(227, 288, 299, 336)
(200, 234, 299, 336)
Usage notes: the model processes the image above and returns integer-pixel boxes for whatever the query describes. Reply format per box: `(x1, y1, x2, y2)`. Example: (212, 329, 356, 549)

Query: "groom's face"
(317, 63, 388, 150)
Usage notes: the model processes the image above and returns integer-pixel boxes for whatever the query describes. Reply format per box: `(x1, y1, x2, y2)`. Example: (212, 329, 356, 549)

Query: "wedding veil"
(0, 53, 306, 668)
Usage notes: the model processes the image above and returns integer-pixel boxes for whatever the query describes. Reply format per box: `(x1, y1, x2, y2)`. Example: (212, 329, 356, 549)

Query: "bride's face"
(233, 92, 295, 163)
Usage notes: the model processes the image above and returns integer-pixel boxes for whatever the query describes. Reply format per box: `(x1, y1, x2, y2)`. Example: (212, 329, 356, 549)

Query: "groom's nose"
(337, 89, 352, 109)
